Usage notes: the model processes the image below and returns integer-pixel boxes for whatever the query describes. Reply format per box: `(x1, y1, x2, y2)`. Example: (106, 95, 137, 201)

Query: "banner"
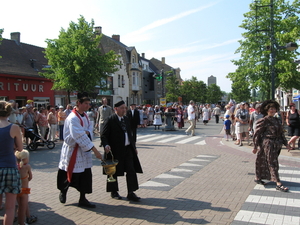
(160, 98, 166, 107)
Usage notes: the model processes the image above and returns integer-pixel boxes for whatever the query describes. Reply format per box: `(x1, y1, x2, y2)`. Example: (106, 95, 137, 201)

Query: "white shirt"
(117, 115, 130, 146)
(58, 112, 94, 173)
(187, 104, 195, 120)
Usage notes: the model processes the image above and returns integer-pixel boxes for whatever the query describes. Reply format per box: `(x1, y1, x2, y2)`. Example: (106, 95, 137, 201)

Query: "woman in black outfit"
(286, 103, 300, 150)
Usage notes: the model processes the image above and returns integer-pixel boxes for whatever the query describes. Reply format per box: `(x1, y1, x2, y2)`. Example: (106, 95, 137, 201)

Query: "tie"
(121, 118, 127, 133)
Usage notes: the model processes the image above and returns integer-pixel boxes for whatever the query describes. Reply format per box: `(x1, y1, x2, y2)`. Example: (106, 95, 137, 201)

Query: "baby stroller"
(24, 127, 55, 151)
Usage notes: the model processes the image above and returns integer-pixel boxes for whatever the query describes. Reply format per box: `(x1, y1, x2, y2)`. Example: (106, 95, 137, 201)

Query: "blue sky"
(0, 0, 252, 92)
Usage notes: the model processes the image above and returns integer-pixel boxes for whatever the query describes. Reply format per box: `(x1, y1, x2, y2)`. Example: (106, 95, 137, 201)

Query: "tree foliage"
(42, 15, 119, 95)
(227, 0, 300, 100)
(206, 84, 223, 104)
(165, 71, 180, 103)
(164, 75, 224, 104)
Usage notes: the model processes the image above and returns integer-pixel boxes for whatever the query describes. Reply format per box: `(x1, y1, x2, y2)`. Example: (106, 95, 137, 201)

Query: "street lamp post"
(268, 0, 298, 100)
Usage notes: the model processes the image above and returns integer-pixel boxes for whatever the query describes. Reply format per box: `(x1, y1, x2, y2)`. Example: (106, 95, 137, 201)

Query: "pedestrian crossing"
(140, 154, 219, 191)
(137, 134, 207, 145)
(232, 165, 300, 225)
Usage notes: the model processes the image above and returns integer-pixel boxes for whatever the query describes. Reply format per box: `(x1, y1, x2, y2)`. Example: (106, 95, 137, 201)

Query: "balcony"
(131, 63, 139, 69)
(132, 85, 139, 91)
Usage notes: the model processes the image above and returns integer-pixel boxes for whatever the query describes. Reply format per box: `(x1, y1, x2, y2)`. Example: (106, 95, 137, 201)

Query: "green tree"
(42, 16, 119, 102)
(179, 77, 207, 104)
(165, 71, 180, 102)
(227, 0, 300, 99)
(206, 84, 223, 103)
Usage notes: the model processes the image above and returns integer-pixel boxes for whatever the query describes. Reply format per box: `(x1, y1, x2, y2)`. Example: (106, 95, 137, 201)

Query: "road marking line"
(175, 136, 201, 144)
(157, 135, 186, 143)
(170, 168, 193, 172)
(136, 134, 156, 140)
(196, 155, 216, 158)
(195, 140, 206, 145)
(155, 174, 184, 179)
(179, 162, 203, 167)
(188, 158, 210, 162)
(138, 135, 169, 142)
(140, 181, 170, 187)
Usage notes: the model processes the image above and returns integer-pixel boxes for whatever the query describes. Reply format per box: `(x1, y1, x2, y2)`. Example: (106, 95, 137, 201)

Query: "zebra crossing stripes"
(137, 134, 207, 145)
(157, 135, 186, 143)
(138, 135, 169, 142)
(139, 154, 219, 191)
(232, 166, 300, 225)
(175, 136, 200, 144)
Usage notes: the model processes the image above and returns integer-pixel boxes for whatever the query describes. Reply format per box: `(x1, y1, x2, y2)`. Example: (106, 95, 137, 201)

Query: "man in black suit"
(101, 100, 143, 202)
(126, 103, 140, 143)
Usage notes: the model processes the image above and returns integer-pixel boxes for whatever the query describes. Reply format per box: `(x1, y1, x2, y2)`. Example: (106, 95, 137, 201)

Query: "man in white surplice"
(57, 94, 102, 208)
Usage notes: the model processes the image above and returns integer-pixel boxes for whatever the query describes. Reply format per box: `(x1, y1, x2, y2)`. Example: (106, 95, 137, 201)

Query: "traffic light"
(153, 73, 162, 81)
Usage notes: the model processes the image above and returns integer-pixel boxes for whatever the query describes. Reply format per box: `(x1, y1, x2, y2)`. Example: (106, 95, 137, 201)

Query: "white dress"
(58, 111, 94, 173)
(202, 108, 209, 121)
(153, 110, 162, 125)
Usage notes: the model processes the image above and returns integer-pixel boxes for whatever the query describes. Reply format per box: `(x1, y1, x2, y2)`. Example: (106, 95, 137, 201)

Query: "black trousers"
(106, 146, 138, 193)
(131, 127, 137, 143)
(215, 115, 220, 123)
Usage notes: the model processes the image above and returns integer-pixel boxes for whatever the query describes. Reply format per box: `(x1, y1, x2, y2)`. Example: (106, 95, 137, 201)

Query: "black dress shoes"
(127, 192, 141, 202)
(78, 199, 96, 208)
(111, 191, 122, 200)
(59, 192, 66, 203)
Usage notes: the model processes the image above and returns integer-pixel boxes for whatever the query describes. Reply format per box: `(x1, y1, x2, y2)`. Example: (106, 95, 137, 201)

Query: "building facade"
(0, 33, 55, 107)
(207, 75, 216, 86)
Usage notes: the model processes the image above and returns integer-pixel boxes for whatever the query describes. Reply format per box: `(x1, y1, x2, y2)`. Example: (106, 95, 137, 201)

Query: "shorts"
(225, 129, 231, 135)
(236, 125, 248, 133)
(0, 167, 21, 194)
(288, 126, 300, 136)
(17, 187, 31, 197)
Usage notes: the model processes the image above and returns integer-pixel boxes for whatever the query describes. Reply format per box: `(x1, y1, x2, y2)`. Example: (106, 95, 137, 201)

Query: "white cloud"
(122, 2, 217, 43)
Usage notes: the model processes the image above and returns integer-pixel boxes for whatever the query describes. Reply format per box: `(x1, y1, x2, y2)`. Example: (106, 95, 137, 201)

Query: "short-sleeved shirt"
(224, 119, 231, 130)
(250, 111, 264, 132)
(235, 109, 250, 127)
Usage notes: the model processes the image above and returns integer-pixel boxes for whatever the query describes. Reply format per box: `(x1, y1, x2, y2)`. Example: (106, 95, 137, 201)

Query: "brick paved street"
(1, 118, 300, 224)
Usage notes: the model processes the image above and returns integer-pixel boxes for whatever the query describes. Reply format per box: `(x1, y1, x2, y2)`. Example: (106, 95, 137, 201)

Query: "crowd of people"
(1, 96, 297, 225)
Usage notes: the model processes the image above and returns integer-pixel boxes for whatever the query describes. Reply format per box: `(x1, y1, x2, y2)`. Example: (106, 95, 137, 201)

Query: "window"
(118, 75, 121, 87)
(132, 72, 136, 85)
(132, 55, 136, 63)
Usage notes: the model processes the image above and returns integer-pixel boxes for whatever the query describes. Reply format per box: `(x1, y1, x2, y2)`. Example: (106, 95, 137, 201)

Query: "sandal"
(254, 179, 266, 185)
(26, 215, 38, 224)
(276, 185, 289, 192)
(234, 141, 240, 145)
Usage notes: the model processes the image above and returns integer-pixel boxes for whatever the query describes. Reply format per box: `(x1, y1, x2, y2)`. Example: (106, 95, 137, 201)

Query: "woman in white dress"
(202, 105, 210, 125)
(153, 105, 162, 130)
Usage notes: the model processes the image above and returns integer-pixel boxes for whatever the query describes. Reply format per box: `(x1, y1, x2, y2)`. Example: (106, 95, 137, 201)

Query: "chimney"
(112, 35, 120, 42)
(94, 26, 102, 34)
(142, 53, 145, 58)
(11, 32, 20, 44)
(162, 57, 165, 65)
